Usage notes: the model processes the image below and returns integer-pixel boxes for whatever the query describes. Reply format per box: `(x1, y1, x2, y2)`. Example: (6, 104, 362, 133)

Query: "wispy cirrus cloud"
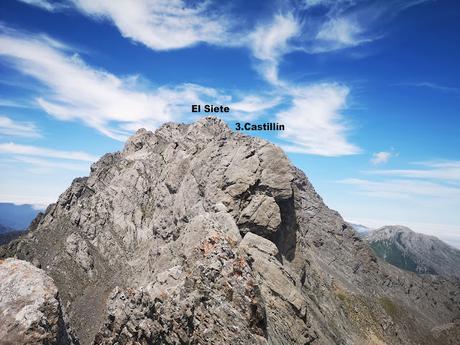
(347, 160, 460, 200)
(17, 0, 68, 12)
(0, 27, 231, 140)
(0, 115, 41, 138)
(243, 13, 361, 156)
(340, 178, 460, 199)
(248, 13, 301, 85)
(18, 0, 429, 58)
(0, 142, 98, 161)
(11, 155, 90, 173)
(0, 24, 359, 156)
(71, 0, 236, 51)
(230, 95, 282, 113)
(276, 83, 361, 156)
(313, 17, 372, 53)
(367, 160, 460, 181)
(9, 0, 430, 158)
(301, 0, 431, 53)
(227, 95, 283, 121)
(395, 82, 460, 94)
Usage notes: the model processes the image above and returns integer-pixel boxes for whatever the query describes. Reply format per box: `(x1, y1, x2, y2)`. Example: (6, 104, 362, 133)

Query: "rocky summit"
(1, 117, 459, 345)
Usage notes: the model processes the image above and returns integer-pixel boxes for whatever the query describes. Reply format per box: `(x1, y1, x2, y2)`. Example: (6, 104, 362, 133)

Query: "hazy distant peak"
(366, 225, 460, 279)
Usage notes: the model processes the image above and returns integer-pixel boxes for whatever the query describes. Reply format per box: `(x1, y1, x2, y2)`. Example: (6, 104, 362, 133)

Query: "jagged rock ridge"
(1, 117, 459, 345)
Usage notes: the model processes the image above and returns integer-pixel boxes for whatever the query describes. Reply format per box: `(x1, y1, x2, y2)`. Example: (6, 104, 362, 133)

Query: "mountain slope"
(0, 230, 25, 245)
(0, 222, 26, 246)
(1, 118, 459, 345)
(366, 225, 460, 280)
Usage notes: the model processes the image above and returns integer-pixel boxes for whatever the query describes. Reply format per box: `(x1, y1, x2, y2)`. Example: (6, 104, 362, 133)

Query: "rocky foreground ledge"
(1, 117, 459, 345)
(0, 258, 76, 344)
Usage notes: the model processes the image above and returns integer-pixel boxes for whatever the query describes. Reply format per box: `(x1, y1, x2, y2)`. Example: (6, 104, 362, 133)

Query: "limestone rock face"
(238, 195, 281, 236)
(1, 117, 459, 345)
(0, 258, 75, 345)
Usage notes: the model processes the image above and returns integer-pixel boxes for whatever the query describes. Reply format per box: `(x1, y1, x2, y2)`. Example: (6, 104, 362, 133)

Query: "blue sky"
(0, 0, 459, 247)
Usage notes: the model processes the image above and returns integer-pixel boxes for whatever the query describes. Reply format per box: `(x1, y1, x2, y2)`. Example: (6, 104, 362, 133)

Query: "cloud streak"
(70, 0, 234, 51)
(395, 82, 460, 94)
(17, 0, 66, 12)
(341, 178, 460, 199)
(368, 160, 460, 181)
(248, 13, 301, 85)
(313, 17, 372, 53)
(11, 156, 90, 173)
(0, 142, 98, 161)
(0, 115, 41, 138)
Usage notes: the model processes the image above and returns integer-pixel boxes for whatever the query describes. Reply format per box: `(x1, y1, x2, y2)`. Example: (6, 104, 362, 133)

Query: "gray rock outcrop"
(0, 258, 75, 345)
(1, 117, 459, 345)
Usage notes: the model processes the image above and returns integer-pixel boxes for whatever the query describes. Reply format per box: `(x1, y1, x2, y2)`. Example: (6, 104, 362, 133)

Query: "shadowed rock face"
(0, 258, 76, 345)
(1, 117, 459, 345)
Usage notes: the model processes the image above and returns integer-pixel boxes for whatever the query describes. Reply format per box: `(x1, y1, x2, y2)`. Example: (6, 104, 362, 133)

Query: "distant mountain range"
(0, 203, 39, 232)
(0, 223, 13, 233)
(0, 203, 40, 245)
(363, 225, 460, 280)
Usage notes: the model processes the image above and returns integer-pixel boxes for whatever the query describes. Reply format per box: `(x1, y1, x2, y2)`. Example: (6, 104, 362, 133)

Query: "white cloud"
(17, 0, 66, 11)
(230, 95, 281, 113)
(226, 95, 282, 121)
(396, 82, 459, 94)
(419, 160, 460, 169)
(303, 0, 331, 7)
(340, 178, 460, 199)
(0, 20, 362, 157)
(12, 156, 90, 173)
(243, 14, 361, 156)
(19, 0, 234, 50)
(276, 83, 361, 156)
(313, 17, 373, 53)
(0, 142, 98, 161)
(0, 115, 41, 138)
(71, 0, 233, 51)
(371, 151, 393, 165)
(302, 1, 430, 54)
(0, 28, 225, 140)
(368, 160, 460, 181)
(248, 13, 301, 85)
